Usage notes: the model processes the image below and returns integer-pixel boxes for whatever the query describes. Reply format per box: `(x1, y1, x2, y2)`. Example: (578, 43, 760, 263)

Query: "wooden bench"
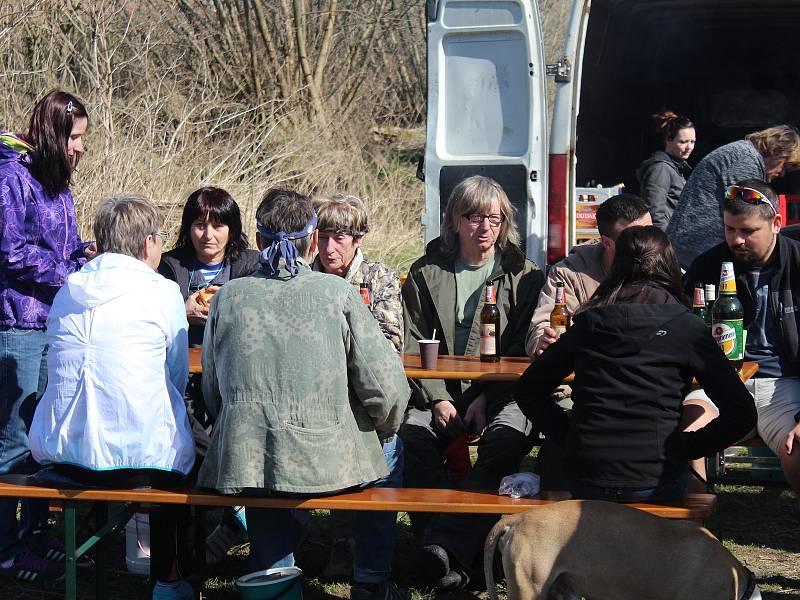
(708, 436, 788, 487)
(0, 474, 716, 600)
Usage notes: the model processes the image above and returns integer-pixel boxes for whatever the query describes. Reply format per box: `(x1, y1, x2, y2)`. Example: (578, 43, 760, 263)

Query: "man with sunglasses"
(685, 179, 800, 493)
(401, 175, 544, 590)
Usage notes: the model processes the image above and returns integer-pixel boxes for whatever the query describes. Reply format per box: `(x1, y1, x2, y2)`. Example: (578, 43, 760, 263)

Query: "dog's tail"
(484, 519, 509, 600)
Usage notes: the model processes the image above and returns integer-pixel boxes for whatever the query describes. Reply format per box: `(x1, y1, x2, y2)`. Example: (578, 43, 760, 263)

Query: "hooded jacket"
(0, 132, 87, 328)
(636, 150, 692, 230)
(29, 253, 195, 475)
(526, 239, 605, 357)
(516, 285, 756, 489)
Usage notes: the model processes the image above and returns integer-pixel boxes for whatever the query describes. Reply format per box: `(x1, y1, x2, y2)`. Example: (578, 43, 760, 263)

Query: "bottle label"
(719, 262, 737, 294)
(360, 286, 370, 305)
(480, 324, 496, 355)
(692, 287, 705, 307)
(704, 284, 715, 302)
(554, 286, 565, 305)
(712, 319, 744, 361)
(484, 285, 496, 304)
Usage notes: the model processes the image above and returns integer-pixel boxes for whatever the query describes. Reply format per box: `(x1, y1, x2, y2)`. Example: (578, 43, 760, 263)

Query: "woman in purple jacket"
(0, 90, 94, 583)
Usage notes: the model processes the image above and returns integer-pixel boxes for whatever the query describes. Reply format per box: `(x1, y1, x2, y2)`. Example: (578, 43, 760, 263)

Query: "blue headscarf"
(257, 212, 318, 277)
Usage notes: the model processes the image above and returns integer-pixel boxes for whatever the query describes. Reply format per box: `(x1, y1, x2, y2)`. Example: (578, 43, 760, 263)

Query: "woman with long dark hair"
(636, 111, 695, 230)
(158, 187, 258, 347)
(0, 90, 94, 582)
(516, 226, 755, 501)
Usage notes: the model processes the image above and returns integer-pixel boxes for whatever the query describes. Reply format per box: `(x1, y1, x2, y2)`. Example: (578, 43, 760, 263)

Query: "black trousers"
(399, 405, 534, 578)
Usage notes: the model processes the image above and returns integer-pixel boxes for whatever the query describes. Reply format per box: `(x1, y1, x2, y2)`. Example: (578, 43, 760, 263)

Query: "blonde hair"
(94, 195, 158, 259)
(440, 176, 519, 257)
(314, 193, 369, 237)
(746, 125, 800, 170)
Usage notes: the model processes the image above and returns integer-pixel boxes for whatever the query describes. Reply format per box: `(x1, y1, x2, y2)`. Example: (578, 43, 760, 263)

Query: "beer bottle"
(711, 262, 744, 371)
(359, 282, 371, 306)
(692, 286, 708, 326)
(480, 282, 501, 363)
(550, 282, 571, 335)
(704, 283, 715, 328)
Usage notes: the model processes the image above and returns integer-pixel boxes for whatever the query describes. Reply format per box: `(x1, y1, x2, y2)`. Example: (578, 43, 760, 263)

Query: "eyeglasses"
(724, 185, 777, 216)
(464, 213, 504, 227)
(154, 231, 169, 243)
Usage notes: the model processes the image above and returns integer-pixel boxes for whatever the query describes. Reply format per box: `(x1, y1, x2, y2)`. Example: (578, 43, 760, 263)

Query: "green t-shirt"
(454, 253, 498, 355)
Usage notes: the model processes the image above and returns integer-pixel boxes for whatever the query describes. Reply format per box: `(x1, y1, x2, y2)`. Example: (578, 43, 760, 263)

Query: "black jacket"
(158, 245, 260, 346)
(685, 235, 800, 377)
(636, 151, 692, 231)
(515, 295, 756, 489)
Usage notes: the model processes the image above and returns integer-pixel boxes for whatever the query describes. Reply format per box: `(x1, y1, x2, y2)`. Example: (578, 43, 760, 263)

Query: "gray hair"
(256, 188, 315, 257)
(314, 193, 369, 237)
(440, 175, 519, 257)
(94, 195, 159, 259)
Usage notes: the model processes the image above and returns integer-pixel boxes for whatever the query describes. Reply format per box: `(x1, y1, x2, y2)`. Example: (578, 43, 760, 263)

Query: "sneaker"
(152, 578, 194, 600)
(205, 522, 248, 566)
(27, 530, 94, 568)
(350, 580, 410, 600)
(323, 536, 355, 580)
(0, 549, 65, 584)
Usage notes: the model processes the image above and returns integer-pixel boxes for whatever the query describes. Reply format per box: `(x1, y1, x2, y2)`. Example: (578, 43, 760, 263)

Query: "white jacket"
(30, 252, 195, 475)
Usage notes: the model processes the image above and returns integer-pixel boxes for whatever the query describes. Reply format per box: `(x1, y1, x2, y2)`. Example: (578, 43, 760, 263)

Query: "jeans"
(566, 468, 689, 503)
(0, 327, 50, 556)
(247, 435, 404, 584)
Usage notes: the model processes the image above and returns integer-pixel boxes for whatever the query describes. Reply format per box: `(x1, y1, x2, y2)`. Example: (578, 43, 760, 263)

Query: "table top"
(189, 347, 758, 383)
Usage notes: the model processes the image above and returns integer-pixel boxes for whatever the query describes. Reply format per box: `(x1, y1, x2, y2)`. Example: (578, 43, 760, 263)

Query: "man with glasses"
(685, 179, 800, 493)
(400, 175, 544, 591)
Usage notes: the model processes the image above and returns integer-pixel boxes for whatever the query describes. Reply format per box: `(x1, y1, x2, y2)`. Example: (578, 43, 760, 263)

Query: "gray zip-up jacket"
(636, 150, 692, 231)
(666, 140, 766, 269)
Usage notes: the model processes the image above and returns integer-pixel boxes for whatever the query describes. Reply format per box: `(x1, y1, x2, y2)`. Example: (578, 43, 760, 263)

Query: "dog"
(484, 500, 761, 600)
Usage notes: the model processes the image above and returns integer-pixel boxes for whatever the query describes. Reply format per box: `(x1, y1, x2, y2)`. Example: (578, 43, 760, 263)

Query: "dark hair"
(596, 193, 650, 238)
(582, 226, 686, 310)
(652, 110, 694, 143)
(256, 188, 315, 258)
(27, 90, 89, 195)
(176, 187, 249, 261)
(723, 179, 779, 222)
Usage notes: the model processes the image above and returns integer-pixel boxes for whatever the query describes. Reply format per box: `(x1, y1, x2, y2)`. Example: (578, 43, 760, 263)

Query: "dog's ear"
(548, 573, 581, 600)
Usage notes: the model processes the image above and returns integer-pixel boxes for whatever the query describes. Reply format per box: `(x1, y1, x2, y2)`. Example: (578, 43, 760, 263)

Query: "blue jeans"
(247, 435, 404, 584)
(566, 468, 689, 503)
(0, 327, 50, 556)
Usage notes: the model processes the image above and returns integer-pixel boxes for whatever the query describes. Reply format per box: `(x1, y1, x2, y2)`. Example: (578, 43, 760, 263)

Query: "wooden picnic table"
(189, 347, 758, 383)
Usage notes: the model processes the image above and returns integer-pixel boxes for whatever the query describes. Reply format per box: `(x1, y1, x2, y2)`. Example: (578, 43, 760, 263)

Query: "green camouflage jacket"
(312, 249, 403, 352)
(402, 239, 544, 413)
(197, 258, 410, 494)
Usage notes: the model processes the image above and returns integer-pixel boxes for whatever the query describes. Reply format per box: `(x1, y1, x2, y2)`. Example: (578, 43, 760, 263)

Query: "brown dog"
(484, 500, 760, 600)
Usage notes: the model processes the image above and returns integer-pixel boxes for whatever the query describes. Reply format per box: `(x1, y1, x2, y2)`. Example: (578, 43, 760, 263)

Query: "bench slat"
(0, 476, 716, 519)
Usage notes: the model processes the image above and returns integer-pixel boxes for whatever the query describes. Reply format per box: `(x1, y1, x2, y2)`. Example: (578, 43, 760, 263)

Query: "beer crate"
(575, 186, 624, 240)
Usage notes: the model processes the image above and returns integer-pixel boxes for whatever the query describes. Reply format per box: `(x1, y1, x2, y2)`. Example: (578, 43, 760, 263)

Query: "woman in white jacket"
(30, 196, 196, 600)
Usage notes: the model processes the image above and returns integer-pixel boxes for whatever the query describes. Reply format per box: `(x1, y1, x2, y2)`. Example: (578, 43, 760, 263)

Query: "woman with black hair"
(516, 226, 756, 502)
(636, 111, 695, 230)
(158, 187, 259, 347)
(0, 90, 95, 583)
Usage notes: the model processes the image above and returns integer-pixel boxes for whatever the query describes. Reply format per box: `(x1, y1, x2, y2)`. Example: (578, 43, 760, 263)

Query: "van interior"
(575, 0, 800, 195)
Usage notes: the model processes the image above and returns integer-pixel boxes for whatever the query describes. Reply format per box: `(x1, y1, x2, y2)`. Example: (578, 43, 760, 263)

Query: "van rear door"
(424, 0, 549, 268)
(547, 0, 590, 264)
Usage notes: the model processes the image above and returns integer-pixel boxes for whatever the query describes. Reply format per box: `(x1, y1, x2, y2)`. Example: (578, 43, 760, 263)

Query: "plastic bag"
(498, 472, 541, 499)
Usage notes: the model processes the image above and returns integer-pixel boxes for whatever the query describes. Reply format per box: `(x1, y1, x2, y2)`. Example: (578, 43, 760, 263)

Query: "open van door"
(423, 0, 549, 268)
(547, 0, 590, 264)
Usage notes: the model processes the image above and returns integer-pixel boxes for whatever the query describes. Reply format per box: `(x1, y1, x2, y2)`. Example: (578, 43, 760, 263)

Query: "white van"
(423, 0, 800, 267)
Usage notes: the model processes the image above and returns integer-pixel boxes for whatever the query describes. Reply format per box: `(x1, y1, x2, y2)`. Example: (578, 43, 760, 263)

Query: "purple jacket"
(0, 133, 86, 329)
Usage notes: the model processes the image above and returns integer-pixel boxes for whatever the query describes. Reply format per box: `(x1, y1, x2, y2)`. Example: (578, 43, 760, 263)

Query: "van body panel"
(549, 0, 590, 260)
(424, 0, 549, 268)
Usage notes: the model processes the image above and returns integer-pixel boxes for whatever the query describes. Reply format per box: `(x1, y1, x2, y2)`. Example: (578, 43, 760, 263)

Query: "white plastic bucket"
(124, 510, 150, 575)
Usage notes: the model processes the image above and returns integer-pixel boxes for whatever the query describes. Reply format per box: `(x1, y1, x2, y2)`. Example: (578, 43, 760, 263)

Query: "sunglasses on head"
(724, 185, 777, 216)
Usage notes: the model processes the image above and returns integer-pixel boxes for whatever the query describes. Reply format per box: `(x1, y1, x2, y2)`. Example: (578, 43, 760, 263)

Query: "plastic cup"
(419, 340, 440, 370)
